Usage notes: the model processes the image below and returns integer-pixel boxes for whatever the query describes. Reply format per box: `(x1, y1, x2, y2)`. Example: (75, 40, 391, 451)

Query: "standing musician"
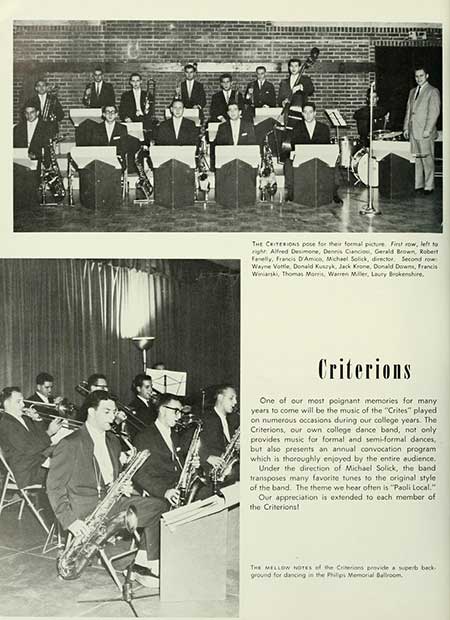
(0, 386, 64, 489)
(31, 79, 64, 138)
(119, 73, 153, 126)
(128, 373, 157, 437)
(278, 57, 315, 112)
(403, 65, 441, 195)
(199, 384, 239, 480)
(47, 390, 166, 588)
(177, 63, 206, 113)
(244, 66, 277, 114)
(13, 102, 50, 158)
(156, 99, 199, 146)
(353, 89, 388, 147)
(216, 102, 257, 146)
(132, 394, 194, 580)
(209, 74, 245, 123)
(82, 67, 116, 109)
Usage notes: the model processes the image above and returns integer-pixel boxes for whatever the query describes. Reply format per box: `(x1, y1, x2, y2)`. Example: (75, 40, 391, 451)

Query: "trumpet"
(144, 79, 156, 117)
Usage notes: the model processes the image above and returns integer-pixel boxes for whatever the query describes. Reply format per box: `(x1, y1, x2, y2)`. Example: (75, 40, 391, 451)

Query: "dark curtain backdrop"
(0, 259, 240, 405)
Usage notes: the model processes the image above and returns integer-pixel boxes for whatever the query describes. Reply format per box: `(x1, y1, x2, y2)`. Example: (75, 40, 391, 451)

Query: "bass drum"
(351, 148, 379, 187)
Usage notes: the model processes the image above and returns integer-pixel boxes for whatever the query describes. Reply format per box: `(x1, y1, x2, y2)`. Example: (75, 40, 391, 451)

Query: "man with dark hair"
(27, 372, 55, 405)
(156, 99, 199, 146)
(13, 102, 50, 158)
(210, 74, 245, 122)
(291, 102, 330, 144)
(47, 390, 166, 588)
(278, 58, 315, 109)
(244, 66, 277, 112)
(178, 63, 206, 111)
(87, 373, 109, 392)
(128, 373, 157, 434)
(353, 89, 388, 146)
(216, 102, 256, 146)
(132, 393, 193, 580)
(199, 384, 239, 475)
(0, 386, 63, 488)
(82, 67, 116, 108)
(119, 73, 153, 125)
(93, 104, 128, 159)
(30, 79, 64, 137)
(403, 65, 441, 194)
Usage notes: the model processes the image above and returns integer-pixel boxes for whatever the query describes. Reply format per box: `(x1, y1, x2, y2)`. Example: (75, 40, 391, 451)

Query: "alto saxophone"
(57, 449, 150, 580)
(39, 138, 66, 204)
(171, 420, 204, 509)
(134, 145, 153, 201)
(195, 122, 210, 199)
(259, 133, 277, 201)
(211, 426, 240, 494)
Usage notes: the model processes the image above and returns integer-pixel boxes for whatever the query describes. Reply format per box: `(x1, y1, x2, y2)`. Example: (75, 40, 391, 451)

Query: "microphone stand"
(360, 81, 381, 216)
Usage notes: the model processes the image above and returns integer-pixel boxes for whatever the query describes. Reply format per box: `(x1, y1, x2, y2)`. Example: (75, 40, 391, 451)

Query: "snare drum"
(351, 148, 379, 187)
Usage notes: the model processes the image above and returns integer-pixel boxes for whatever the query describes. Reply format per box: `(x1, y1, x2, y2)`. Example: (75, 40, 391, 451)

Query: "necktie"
(414, 86, 421, 101)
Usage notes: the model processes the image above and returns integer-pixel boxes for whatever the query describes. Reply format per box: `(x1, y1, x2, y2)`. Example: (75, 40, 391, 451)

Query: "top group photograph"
(13, 20, 442, 234)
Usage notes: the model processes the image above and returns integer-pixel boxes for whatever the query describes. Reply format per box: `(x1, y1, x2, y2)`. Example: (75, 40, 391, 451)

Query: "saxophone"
(211, 427, 240, 494)
(171, 420, 204, 509)
(195, 122, 210, 199)
(134, 145, 153, 200)
(39, 138, 66, 204)
(57, 449, 150, 580)
(258, 133, 277, 201)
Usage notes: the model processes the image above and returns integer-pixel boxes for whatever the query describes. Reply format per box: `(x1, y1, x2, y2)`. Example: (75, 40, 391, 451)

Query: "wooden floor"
(14, 181, 442, 234)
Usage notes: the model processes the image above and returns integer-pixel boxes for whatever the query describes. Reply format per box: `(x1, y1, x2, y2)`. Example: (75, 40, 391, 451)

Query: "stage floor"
(0, 506, 238, 617)
(14, 182, 442, 234)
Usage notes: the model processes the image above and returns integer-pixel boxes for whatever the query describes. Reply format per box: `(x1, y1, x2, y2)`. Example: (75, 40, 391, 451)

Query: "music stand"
(146, 368, 187, 396)
(131, 337, 156, 373)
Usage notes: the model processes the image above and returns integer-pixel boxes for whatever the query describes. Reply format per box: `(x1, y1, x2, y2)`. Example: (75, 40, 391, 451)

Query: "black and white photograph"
(13, 20, 442, 234)
(0, 258, 240, 617)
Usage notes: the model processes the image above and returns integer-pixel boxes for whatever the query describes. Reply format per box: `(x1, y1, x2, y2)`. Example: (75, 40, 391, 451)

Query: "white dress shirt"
(38, 93, 47, 111)
(27, 119, 38, 146)
(173, 116, 182, 139)
(106, 121, 115, 142)
(187, 80, 193, 98)
(133, 88, 143, 115)
(95, 81, 103, 96)
(214, 407, 231, 442)
(86, 421, 114, 486)
(230, 119, 241, 145)
(305, 120, 316, 139)
(290, 74, 299, 90)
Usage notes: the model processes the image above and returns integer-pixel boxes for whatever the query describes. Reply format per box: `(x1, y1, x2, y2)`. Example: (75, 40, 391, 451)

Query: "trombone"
(22, 400, 83, 431)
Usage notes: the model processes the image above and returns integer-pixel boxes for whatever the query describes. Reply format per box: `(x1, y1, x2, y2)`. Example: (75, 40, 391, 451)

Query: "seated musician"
(13, 102, 50, 159)
(128, 373, 157, 437)
(278, 58, 315, 111)
(82, 67, 116, 109)
(133, 394, 201, 577)
(178, 63, 206, 113)
(0, 386, 64, 489)
(31, 79, 64, 138)
(289, 102, 342, 204)
(199, 384, 239, 482)
(216, 102, 256, 146)
(210, 73, 245, 123)
(353, 89, 388, 146)
(47, 390, 166, 588)
(92, 104, 129, 163)
(27, 371, 57, 405)
(156, 99, 199, 146)
(244, 66, 277, 115)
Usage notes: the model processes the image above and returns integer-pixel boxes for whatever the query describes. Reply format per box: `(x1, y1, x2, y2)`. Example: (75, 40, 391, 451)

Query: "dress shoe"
(423, 189, 434, 195)
(414, 187, 424, 193)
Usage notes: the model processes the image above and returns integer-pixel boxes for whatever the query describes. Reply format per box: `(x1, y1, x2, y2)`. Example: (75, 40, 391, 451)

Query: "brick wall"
(13, 21, 442, 141)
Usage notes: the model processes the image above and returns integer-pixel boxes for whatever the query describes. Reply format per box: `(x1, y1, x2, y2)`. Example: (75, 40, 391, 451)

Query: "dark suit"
(13, 119, 50, 158)
(133, 423, 183, 501)
(210, 90, 245, 122)
(156, 117, 199, 146)
(26, 391, 54, 405)
(119, 89, 153, 125)
(216, 118, 256, 145)
(30, 94, 64, 137)
(128, 396, 157, 439)
(94, 121, 128, 158)
(199, 408, 240, 469)
(83, 81, 116, 108)
(277, 75, 314, 108)
(292, 120, 330, 145)
(0, 412, 51, 489)
(353, 105, 387, 146)
(46, 424, 165, 559)
(244, 80, 277, 108)
(180, 80, 206, 109)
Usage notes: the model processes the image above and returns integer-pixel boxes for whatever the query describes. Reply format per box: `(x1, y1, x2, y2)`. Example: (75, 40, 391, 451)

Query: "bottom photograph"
(0, 258, 240, 618)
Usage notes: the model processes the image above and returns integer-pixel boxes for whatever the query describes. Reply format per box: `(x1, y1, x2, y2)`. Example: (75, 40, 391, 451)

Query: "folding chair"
(0, 447, 50, 535)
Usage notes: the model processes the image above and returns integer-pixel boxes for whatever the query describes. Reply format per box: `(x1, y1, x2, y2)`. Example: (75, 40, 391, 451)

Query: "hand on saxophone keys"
(68, 519, 89, 538)
(207, 455, 225, 469)
(164, 488, 181, 507)
(120, 480, 134, 498)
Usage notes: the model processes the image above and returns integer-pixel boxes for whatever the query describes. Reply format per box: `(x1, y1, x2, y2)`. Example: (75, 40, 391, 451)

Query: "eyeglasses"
(94, 384, 108, 389)
(164, 405, 183, 414)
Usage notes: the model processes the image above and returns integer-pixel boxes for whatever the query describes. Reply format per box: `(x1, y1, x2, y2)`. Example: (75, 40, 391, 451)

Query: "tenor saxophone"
(39, 138, 66, 203)
(57, 449, 150, 580)
(171, 420, 204, 509)
(134, 145, 153, 200)
(259, 133, 277, 201)
(211, 426, 240, 494)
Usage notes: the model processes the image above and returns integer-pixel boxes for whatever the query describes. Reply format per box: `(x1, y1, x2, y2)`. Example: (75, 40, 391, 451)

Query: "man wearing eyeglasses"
(132, 393, 196, 586)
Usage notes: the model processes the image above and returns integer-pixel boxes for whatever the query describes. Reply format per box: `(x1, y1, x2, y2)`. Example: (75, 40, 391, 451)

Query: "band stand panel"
(215, 160, 257, 208)
(378, 153, 415, 199)
(293, 158, 334, 207)
(160, 509, 228, 602)
(13, 163, 39, 208)
(78, 160, 122, 210)
(154, 159, 195, 208)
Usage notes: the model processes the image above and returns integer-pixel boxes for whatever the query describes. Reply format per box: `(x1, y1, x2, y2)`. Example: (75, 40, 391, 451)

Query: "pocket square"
(242, 132, 248, 136)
